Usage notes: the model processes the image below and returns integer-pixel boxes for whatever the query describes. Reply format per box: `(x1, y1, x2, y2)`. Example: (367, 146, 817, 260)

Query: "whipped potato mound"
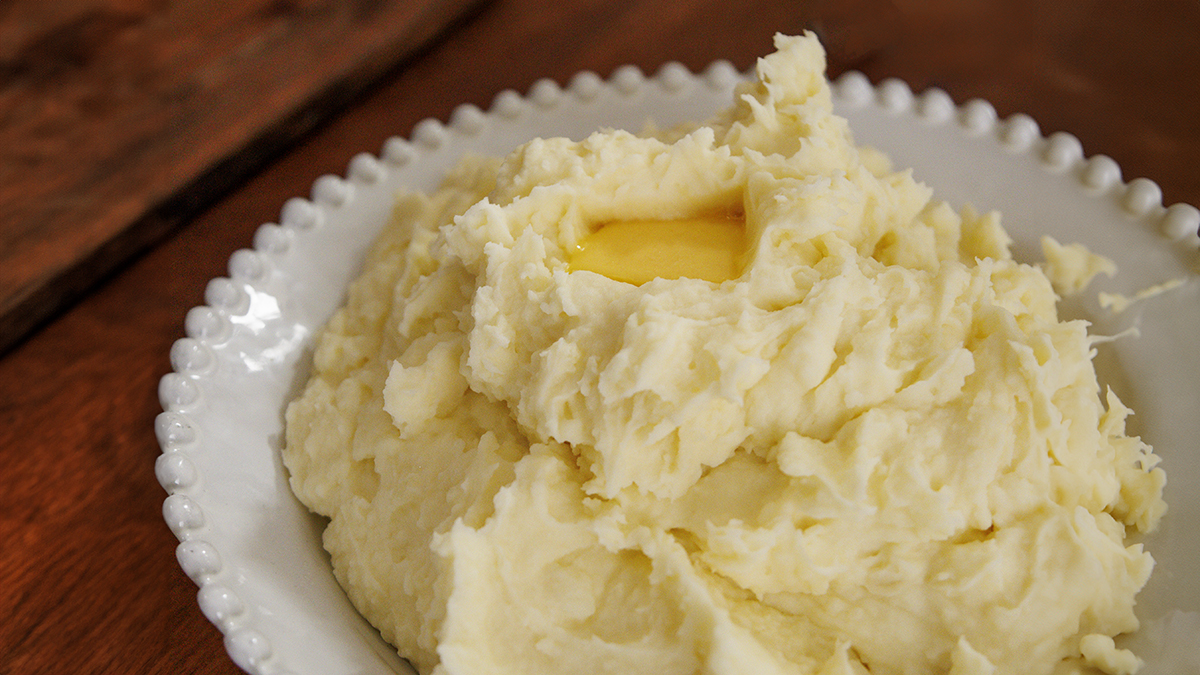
(284, 33, 1167, 675)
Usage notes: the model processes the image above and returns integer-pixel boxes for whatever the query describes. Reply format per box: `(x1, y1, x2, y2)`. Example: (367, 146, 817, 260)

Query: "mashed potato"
(283, 33, 1167, 675)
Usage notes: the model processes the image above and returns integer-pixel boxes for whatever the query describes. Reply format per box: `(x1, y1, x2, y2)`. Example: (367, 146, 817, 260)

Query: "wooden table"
(2, 1, 1197, 673)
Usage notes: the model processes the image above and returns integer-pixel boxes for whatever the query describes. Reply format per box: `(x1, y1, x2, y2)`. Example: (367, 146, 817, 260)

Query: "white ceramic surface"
(156, 62, 1200, 675)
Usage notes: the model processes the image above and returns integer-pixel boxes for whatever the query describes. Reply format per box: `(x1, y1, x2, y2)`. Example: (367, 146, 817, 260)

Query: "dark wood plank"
(0, 0, 488, 355)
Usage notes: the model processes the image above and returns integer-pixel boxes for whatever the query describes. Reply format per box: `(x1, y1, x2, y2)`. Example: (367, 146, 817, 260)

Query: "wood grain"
(0, 0, 487, 356)
(1, 0, 1196, 673)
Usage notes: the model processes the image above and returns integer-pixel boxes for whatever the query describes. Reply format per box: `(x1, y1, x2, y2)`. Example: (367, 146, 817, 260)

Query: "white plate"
(156, 62, 1200, 675)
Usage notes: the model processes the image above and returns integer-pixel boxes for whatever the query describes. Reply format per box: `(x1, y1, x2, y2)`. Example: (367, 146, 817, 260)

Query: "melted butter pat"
(569, 215, 747, 285)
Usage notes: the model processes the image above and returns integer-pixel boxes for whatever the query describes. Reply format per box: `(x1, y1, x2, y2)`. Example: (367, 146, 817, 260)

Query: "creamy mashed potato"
(284, 33, 1167, 675)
